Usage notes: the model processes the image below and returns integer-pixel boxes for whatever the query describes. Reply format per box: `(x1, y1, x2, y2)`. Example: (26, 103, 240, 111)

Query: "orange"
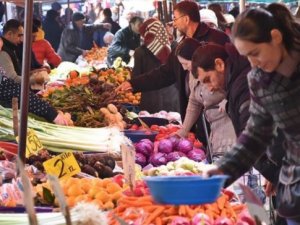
(103, 201, 114, 210)
(88, 187, 102, 199)
(111, 191, 123, 201)
(67, 184, 84, 197)
(106, 182, 122, 194)
(95, 190, 111, 203)
(81, 182, 92, 194)
(66, 196, 76, 207)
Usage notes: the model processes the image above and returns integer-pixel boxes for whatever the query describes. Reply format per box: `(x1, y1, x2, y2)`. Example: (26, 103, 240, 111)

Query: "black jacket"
(132, 46, 180, 113)
(102, 17, 121, 35)
(57, 23, 107, 62)
(130, 23, 230, 119)
(43, 12, 63, 52)
(1, 37, 21, 75)
(224, 43, 284, 184)
(107, 26, 141, 65)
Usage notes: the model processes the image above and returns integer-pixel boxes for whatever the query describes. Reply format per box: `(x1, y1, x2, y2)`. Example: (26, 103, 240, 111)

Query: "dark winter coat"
(43, 11, 63, 52)
(57, 23, 108, 62)
(224, 43, 284, 185)
(132, 46, 180, 113)
(130, 22, 230, 119)
(102, 17, 121, 35)
(107, 26, 141, 66)
(1, 37, 21, 75)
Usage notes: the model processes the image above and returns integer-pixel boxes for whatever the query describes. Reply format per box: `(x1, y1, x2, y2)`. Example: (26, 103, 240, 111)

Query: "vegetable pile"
(134, 137, 206, 168)
(108, 184, 246, 225)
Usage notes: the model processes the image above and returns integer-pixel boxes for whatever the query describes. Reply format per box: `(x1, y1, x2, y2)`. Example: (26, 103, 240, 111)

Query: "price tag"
(43, 152, 81, 179)
(17, 158, 38, 225)
(121, 139, 136, 190)
(48, 175, 72, 225)
(16, 129, 43, 158)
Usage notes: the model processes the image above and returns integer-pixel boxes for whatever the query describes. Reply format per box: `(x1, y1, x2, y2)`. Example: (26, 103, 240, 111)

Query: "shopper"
(132, 18, 180, 113)
(101, 8, 121, 34)
(0, 37, 72, 126)
(116, 1, 229, 120)
(32, 19, 61, 68)
(43, 9, 63, 52)
(204, 4, 300, 223)
(0, 19, 23, 83)
(107, 16, 143, 66)
(176, 38, 236, 160)
(57, 12, 111, 62)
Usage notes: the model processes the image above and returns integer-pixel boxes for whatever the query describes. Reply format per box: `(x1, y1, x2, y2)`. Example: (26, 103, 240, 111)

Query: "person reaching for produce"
(0, 37, 72, 126)
(202, 3, 300, 223)
(57, 12, 111, 62)
(175, 38, 236, 161)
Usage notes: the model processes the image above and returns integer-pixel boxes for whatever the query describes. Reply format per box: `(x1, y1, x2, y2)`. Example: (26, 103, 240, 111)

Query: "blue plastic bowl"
(124, 130, 158, 143)
(144, 175, 228, 205)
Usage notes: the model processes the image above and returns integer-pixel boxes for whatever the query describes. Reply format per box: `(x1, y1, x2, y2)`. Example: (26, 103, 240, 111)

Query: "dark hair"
(3, 19, 22, 35)
(192, 43, 228, 78)
(174, 1, 200, 23)
(33, 18, 42, 28)
(129, 16, 144, 25)
(46, 9, 59, 20)
(232, 3, 300, 52)
(103, 8, 112, 18)
(176, 38, 201, 61)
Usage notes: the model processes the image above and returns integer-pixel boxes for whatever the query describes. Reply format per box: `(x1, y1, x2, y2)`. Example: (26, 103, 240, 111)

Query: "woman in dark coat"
(132, 18, 180, 113)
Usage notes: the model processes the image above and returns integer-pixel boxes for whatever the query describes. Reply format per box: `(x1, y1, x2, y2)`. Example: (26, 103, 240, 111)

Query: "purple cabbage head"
(158, 139, 173, 154)
(149, 152, 167, 166)
(135, 153, 147, 167)
(166, 151, 186, 162)
(135, 140, 153, 158)
(168, 136, 180, 149)
(177, 138, 193, 153)
(187, 148, 206, 162)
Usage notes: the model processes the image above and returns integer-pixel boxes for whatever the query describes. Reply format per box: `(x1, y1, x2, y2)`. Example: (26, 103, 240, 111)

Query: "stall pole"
(239, 0, 246, 13)
(18, 0, 33, 163)
(162, 0, 169, 24)
(67, 0, 70, 11)
(4, 1, 8, 22)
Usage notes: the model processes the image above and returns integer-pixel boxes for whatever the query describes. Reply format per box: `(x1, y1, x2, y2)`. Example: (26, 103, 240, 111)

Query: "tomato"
(194, 139, 203, 148)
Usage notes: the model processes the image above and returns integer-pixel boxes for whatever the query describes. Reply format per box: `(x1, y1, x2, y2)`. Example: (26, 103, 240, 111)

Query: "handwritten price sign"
(16, 129, 43, 158)
(43, 152, 81, 179)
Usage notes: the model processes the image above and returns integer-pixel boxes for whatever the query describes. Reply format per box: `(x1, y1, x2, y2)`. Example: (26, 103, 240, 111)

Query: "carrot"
(185, 205, 195, 218)
(231, 204, 245, 213)
(217, 194, 227, 210)
(144, 206, 165, 225)
(178, 205, 186, 216)
(155, 217, 163, 225)
(164, 206, 177, 215)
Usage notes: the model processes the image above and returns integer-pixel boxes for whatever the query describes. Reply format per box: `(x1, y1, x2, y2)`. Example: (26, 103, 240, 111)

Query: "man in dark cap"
(57, 12, 111, 62)
(51, 2, 62, 15)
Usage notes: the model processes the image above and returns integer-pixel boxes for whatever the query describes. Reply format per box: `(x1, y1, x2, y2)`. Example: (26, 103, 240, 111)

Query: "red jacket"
(32, 39, 61, 67)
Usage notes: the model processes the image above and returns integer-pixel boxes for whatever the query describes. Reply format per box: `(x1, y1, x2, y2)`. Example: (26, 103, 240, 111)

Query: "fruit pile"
(35, 176, 125, 210)
(83, 46, 108, 63)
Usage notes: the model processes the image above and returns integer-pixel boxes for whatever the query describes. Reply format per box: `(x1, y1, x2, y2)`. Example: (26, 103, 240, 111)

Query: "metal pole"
(18, 0, 33, 163)
(239, 0, 246, 13)
(67, 0, 70, 11)
(4, 1, 8, 22)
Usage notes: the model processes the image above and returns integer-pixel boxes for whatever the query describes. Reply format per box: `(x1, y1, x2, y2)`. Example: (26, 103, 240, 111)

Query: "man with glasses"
(117, 1, 229, 120)
(0, 19, 24, 83)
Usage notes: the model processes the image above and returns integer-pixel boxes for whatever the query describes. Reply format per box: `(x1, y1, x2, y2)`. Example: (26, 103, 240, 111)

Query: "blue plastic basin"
(124, 130, 158, 143)
(144, 175, 228, 205)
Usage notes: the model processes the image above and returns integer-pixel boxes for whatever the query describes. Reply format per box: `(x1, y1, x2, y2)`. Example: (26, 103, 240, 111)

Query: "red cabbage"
(170, 216, 190, 225)
(135, 153, 147, 167)
(168, 136, 180, 149)
(166, 151, 186, 162)
(177, 139, 193, 153)
(187, 148, 206, 162)
(135, 141, 153, 157)
(214, 217, 234, 225)
(158, 139, 173, 154)
(149, 152, 167, 166)
(140, 139, 154, 149)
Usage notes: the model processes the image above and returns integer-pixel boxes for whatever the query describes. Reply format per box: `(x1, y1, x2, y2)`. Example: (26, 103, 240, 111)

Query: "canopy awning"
(2, 0, 56, 7)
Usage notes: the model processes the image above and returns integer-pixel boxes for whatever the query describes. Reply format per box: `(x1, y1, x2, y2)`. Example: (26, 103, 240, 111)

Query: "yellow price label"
(16, 129, 43, 158)
(43, 152, 81, 179)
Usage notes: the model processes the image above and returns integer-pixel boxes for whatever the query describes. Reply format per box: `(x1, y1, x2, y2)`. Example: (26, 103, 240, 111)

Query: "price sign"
(43, 152, 81, 179)
(16, 129, 43, 158)
(121, 139, 136, 190)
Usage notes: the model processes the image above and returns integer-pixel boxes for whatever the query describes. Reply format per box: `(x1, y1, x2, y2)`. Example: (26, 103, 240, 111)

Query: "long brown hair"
(231, 3, 300, 52)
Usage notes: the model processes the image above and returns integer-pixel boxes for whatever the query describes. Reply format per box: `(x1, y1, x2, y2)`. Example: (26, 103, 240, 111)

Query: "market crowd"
(1, 1, 300, 224)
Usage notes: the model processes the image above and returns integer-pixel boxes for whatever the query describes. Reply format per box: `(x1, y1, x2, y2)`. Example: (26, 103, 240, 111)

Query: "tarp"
(2, 0, 56, 7)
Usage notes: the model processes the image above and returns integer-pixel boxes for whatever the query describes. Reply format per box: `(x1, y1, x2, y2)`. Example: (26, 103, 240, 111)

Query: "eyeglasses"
(173, 14, 186, 22)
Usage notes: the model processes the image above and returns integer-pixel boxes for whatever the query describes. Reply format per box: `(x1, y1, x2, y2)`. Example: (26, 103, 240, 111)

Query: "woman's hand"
(202, 164, 224, 178)
(53, 111, 74, 126)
